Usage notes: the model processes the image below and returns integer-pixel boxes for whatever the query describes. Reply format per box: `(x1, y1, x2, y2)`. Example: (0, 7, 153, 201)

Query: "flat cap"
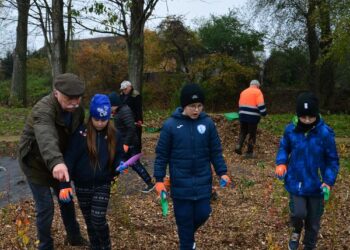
(54, 73, 85, 97)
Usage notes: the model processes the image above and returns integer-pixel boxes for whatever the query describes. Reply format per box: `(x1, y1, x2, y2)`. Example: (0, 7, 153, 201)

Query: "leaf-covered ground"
(0, 115, 349, 249)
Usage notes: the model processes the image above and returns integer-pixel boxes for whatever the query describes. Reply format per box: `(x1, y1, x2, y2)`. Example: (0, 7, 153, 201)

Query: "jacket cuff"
(48, 157, 65, 172)
(219, 173, 227, 178)
(59, 181, 71, 189)
(155, 177, 164, 182)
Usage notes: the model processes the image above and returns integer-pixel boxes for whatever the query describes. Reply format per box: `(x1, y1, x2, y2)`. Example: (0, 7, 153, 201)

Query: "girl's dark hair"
(86, 117, 116, 170)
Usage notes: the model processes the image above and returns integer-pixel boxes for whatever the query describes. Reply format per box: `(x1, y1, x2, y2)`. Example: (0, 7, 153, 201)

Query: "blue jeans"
(173, 198, 211, 250)
(29, 182, 81, 250)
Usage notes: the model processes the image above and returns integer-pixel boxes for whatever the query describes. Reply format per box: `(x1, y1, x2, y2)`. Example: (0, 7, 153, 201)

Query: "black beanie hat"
(108, 91, 123, 107)
(296, 92, 319, 117)
(180, 83, 205, 108)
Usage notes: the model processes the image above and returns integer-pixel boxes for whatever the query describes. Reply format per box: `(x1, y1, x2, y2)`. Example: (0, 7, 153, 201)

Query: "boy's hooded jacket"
(276, 117, 339, 196)
(154, 107, 227, 200)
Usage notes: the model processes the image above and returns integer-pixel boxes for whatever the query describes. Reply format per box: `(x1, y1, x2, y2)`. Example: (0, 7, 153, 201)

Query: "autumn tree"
(252, 0, 343, 107)
(157, 16, 203, 75)
(31, 0, 73, 78)
(197, 10, 264, 67)
(189, 53, 254, 110)
(9, 0, 30, 106)
(75, 0, 159, 93)
(264, 47, 309, 86)
(73, 41, 128, 97)
(143, 29, 167, 73)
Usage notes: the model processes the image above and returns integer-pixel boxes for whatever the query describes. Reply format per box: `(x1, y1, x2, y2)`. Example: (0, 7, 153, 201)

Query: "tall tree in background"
(253, 0, 339, 106)
(76, 0, 159, 92)
(318, 0, 334, 106)
(32, 0, 72, 79)
(157, 16, 203, 75)
(253, 0, 320, 90)
(198, 11, 264, 67)
(10, 0, 30, 106)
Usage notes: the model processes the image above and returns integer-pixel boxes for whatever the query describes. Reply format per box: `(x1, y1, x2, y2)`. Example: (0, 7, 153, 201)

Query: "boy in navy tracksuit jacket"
(275, 92, 339, 250)
(154, 84, 231, 250)
(59, 94, 122, 250)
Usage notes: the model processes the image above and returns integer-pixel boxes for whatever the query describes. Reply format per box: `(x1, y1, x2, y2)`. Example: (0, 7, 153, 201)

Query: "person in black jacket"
(109, 91, 155, 193)
(59, 94, 123, 250)
(119, 80, 143, 150)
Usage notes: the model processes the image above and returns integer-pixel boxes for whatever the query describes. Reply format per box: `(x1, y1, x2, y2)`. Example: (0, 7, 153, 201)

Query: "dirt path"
(0, 135, 20, 142)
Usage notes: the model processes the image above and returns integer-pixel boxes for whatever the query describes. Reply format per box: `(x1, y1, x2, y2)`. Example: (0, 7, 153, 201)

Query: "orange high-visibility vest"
(238, 86, 266, 123)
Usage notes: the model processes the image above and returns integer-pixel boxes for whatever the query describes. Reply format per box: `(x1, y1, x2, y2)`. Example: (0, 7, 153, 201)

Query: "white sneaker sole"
(141, 185, 155, 193)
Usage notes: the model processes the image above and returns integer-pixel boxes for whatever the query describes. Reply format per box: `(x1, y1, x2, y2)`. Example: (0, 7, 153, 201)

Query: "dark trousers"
(173, 198, 211, 250)
(289, 195, 324, 249)
(125, 146, 152, 186)
(237, 122, 258, 153)
(135, 126, 142, 151)
(29, 182, 81, 250)
(75, 184, 111, 250)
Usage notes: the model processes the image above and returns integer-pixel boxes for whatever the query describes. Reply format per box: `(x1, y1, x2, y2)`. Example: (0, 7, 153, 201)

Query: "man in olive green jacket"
(18, 73, 87, 249)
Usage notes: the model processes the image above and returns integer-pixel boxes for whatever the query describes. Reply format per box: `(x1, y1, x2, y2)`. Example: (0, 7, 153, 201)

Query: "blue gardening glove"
(59, 182, 73, 203)
(220, 175, 232, 188)
(116, 161, 128, 174)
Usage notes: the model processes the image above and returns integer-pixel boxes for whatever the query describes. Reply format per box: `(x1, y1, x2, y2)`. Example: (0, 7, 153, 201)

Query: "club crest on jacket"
(197, 124, 206, 134)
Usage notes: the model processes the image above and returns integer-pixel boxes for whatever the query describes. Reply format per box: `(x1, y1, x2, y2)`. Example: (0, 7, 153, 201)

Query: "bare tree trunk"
(318, 0, 335, 108)
(306, 0, 320, 95)
(51, 0, 65, 78)
(10, 0, 30, 107)
(127, 0, 145, 93)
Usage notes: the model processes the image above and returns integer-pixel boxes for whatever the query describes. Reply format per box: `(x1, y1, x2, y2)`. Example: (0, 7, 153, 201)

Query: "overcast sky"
(1, 0, 249, 55)
(149, 0, 249, 28)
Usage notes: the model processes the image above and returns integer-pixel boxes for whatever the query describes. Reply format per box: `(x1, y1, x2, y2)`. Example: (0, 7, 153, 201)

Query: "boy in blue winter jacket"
(154, 83, 231, 250)
(275, 92, 339, 250)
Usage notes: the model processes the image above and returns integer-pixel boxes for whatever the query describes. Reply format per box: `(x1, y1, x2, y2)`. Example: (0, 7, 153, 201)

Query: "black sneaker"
(211, 190, 218, 201)
(288, 233, 300, 250)
(65, 235, 89, 246)
(141, 183, 155, 193)
(244, 152, 254, 159)
(234, 145, 242, 155)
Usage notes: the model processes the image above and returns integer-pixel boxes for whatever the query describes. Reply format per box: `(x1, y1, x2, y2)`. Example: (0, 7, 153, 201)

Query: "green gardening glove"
(321, 183, 330, 201)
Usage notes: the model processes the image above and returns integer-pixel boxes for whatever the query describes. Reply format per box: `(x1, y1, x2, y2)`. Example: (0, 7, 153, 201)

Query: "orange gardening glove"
(123, 144, 129, 153)
(155, 182, 166, 196)
(275, 164, 287, 180)
(220, 174, 232, 187)
(59, 182, 73, 203)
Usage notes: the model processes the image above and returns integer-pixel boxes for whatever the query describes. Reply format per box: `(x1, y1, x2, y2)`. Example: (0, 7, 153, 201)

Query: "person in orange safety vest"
(235, 79, 267, 158)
